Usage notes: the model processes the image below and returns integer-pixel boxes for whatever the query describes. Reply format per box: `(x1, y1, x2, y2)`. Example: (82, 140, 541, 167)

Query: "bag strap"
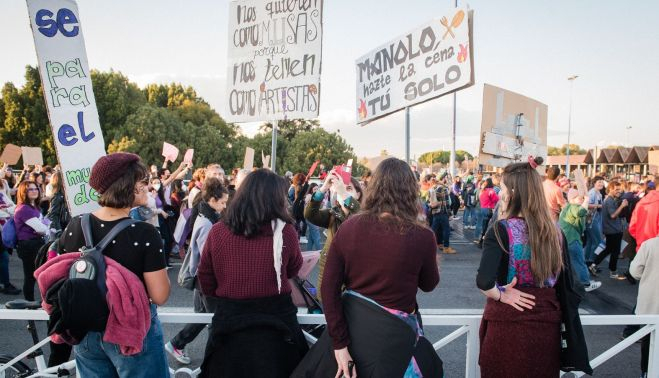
(80, 214, 139, 253)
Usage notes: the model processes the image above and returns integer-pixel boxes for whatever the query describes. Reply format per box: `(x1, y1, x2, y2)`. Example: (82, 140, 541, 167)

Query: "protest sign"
(244, 147, 255, 171)
(573, 169, 588, 196)
(479, 84, 548, 170)
(27, 0, 106, 216)
(332, 165, 351, 185)
(355, 8, 474, 124)
(261, 151, 270, 169)
(225, 0, 324, 122)
(0, 144, 23, 165)
(183, 149, 194, 165)
(162, 142, 179, 163)
(21, 147, 44, 166)
(306, 160, 319, 180)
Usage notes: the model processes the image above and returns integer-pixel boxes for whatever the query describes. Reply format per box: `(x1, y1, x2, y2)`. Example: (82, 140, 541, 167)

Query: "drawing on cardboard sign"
(479, 84, 548, 169)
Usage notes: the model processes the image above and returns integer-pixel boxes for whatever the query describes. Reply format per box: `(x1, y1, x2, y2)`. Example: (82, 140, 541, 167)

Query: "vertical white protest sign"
(26, 0, 106, 216)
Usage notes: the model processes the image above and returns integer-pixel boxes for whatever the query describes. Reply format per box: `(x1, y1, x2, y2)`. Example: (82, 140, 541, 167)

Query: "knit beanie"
(89, 153, 140, 194)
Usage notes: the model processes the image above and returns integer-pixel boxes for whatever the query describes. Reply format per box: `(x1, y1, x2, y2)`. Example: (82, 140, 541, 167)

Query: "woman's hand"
(320, 172, 337, 193)
(334, 347, 356, 378)
(499, 277, 536, 311)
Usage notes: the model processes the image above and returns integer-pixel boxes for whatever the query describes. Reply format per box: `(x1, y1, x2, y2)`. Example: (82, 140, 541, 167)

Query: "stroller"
(289, 250, 325, 338)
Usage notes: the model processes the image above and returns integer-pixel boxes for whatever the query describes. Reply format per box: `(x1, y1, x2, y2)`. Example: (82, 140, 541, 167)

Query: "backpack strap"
(94, 218, 139, 252)
(80, 214, 95, 250)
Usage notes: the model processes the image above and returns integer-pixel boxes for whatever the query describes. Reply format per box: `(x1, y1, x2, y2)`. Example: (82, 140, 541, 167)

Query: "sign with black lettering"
(27, 0, 106, 216)
(226, 0, 323, 122)
(356, 9, 474, 124)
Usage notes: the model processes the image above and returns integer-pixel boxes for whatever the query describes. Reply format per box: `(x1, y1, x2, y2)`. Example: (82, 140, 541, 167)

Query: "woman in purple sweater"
(322, 158, 440, 378)
(14, 180, 49, 301)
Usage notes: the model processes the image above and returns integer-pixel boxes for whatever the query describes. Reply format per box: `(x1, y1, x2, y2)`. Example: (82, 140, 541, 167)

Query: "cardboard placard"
(243, 147, 255, 171)
(226, 0, 324, 122)
(21, 147, 43, 166)
(573, 169, 588, 197)
(27, 0, 107, 216)
(261, 151, 270, 169)
(479, 84, 548, 170)
(0, 144, 23, 165)
(306, 160, 320, 180)
(162, 142, 179, 162)
(356, 8, 474, 124)
(183, 149, 194, 165)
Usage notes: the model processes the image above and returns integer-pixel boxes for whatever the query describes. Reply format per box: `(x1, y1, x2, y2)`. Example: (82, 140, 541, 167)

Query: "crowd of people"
(0, 151, 657, 377)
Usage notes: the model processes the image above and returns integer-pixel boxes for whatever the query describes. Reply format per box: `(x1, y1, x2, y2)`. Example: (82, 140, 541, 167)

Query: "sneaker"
(588, 264, 598, 277)
(442, 247, 457, 254)
(165, 342, 191, 365)
(1, 283, 21, 295)
(452, 216, 461, 220)
(584, 281, 602, 292)
(299, 236, 308, 244)
(609, 271, 627, 280)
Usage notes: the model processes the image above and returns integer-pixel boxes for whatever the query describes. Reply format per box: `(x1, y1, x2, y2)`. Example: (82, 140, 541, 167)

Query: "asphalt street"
(0, 215, 644, 377)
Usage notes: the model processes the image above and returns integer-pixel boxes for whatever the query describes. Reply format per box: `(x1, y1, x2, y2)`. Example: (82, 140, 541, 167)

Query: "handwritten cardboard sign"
(183, 149, 194, 165)
(0, 144, 22, 165)
(243, 147, 255, 171)
(162, 142, 179, 162)
(573, 169, 588, 197)
(21, 147, 43, 166)
(27, 0, 107, 216)
(356, 8, 474, 124)
(225, 0, 324, 122)
(261, 151, 270, 169)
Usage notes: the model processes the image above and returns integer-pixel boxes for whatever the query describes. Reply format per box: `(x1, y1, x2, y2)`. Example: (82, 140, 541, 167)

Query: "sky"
(2, 0, 659, 160)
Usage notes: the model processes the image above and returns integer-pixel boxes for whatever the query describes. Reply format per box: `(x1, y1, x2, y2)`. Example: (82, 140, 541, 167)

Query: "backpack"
(178, 246, 196, 290)
(2, 217, 17, 249)
(69, 214, 139, 296)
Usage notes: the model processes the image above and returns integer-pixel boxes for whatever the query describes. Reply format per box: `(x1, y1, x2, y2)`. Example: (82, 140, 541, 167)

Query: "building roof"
(583, 146, 656, 164)
(546, 155, 586, 166)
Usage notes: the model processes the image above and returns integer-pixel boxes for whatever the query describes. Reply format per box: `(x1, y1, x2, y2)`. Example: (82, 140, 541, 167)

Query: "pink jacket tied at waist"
(34, 253, 151, 356)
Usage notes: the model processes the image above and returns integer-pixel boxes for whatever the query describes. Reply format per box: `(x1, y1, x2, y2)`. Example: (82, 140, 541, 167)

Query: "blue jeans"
(307, 223, 322, 251)
(431, 212, 450, 248)
(474, 207, 484, 238)
(568, 240, 590, 286)
(463, 207, 476, 227)
(584, 215, 603, 263)
(0, 250, 10, 285)
(74, 304, 169, 378)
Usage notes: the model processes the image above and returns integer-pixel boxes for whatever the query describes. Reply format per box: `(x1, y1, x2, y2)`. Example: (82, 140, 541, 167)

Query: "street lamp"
(626, 126, 632, 147)
(565, 75, 578, 176)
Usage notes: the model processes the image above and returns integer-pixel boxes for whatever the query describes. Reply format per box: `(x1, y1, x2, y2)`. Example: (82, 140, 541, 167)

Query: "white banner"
(225, 0, 323, 123)
(356, 8, 474, 124)
(27, 0, 105, 216)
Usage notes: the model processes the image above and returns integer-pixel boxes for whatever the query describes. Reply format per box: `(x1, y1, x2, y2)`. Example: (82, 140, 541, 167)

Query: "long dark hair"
(361, 158, 423, 228)
(223, 169, 293, 238)
(499, 157, 562, 285)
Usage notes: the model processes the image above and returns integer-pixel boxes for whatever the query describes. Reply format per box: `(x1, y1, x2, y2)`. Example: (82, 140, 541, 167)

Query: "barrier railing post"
(465, 317, 480, 378)
(649, 322, 659, 377)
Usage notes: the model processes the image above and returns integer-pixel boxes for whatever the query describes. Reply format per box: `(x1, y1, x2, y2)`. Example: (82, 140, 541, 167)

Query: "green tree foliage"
(547, 144, 587, 156)
(0, 66, 55, 164)
(91, 70, 146, 149)
(418, 150, 474, 166)
(260, 119, 320, 141)
(283, 128, 357, 174)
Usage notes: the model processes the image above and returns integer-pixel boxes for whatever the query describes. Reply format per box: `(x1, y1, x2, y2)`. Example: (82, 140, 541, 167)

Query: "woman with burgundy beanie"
(55, 152, 170, 377)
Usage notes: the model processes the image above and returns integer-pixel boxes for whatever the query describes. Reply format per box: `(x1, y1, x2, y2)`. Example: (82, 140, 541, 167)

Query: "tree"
(260, 119, 320, 141)
(283, 128, 357, 174)
(173, 99, 238, 141)
(144, 83, 202, 109)
(547, 144, 587, 156)
(91, 70, 146, 149)
(418, 150, 473, 166)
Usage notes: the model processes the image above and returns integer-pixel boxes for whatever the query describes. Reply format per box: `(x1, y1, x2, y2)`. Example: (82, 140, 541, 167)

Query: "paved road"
(0, 216, 644, 377)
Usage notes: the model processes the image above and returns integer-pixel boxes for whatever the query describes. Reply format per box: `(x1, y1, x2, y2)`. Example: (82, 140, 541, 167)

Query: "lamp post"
(565, 75, 578, 176)
(626, 125, 632, 147)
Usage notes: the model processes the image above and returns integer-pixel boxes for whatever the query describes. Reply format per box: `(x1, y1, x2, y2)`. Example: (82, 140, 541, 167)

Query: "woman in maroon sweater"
(322, 158, 440, 378)
(197, 169, 306, 377)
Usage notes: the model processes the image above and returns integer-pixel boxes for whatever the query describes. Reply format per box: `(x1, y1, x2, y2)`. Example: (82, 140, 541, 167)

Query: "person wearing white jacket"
(165, 177, 228, 365)
(629, 236, 659, 378)
(0, 179, 19, 295)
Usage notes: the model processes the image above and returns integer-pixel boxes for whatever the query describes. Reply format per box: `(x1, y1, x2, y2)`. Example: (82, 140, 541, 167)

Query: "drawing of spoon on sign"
(441, 10, 465, 39)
